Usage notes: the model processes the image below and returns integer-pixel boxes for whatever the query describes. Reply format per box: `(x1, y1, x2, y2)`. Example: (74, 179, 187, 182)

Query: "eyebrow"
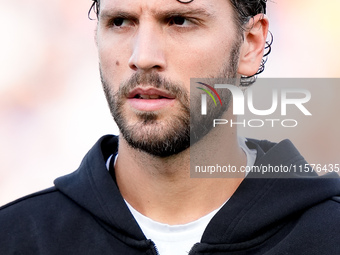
(99, 7, 215, 21)
(155, 7, 215, 19)
(100, 10, 133, 21)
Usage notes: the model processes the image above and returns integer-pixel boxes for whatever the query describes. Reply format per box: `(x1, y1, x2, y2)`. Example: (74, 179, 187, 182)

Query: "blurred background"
(0, 0, 339, 205)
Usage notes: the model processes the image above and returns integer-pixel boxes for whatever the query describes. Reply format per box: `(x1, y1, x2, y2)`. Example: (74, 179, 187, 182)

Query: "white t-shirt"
(116, 137, 257, 255)
(125, 200, 226, 255)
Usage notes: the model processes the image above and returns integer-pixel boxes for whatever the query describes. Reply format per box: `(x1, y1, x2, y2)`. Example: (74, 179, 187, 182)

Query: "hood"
(201, 139, 340, 246)
(54, 135, 150, 249)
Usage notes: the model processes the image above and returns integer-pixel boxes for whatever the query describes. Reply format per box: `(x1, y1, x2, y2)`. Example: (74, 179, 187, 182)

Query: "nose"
(128, 24, 166, 72)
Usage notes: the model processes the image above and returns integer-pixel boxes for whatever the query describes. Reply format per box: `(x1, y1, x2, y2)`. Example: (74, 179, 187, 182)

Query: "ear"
(237, 14, 269, 76)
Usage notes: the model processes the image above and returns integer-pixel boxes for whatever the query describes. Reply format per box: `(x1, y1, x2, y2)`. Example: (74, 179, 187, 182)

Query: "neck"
(115, 119, 246, 225)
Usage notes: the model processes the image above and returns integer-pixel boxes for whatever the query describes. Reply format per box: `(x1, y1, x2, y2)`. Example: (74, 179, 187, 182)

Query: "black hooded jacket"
(1, 135, 340, 254)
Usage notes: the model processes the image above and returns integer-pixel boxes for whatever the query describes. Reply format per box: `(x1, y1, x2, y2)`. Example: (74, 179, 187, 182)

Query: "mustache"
(118, 72, 188, 99)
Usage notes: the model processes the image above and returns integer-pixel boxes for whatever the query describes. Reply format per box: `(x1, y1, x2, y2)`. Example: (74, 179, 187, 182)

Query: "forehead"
(99, 0, 234, 18)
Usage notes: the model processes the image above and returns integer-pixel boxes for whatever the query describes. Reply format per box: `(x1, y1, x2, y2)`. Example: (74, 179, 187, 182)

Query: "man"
(1, 0, 340, 254)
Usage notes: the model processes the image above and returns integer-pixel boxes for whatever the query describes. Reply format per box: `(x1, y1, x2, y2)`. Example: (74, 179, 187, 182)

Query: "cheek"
(171, 34, 236, 79)
(98, 41, 130, 88)
(99, 44, 120, 70)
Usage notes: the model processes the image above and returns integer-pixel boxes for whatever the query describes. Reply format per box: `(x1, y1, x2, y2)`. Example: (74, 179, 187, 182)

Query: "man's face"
(96, 0, 242, 157)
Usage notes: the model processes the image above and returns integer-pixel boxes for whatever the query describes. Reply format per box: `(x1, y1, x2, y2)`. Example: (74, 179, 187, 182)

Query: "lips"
(134, 94, 166, 99)
(127, 88, 176, 100)
(127, 87, 176, 112)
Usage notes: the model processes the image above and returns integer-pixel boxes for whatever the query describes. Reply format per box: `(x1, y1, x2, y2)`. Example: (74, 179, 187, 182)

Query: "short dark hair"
(89, 0, 272, 86)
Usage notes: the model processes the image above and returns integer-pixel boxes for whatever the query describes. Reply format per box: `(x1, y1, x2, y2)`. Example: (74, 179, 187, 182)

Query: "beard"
(101, 39, 241, 158)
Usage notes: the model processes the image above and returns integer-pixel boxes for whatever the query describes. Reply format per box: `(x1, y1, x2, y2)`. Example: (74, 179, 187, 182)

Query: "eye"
(108, 17, 134, 28)
(113, 18, 125, 26)
(168, 16, 191, 26)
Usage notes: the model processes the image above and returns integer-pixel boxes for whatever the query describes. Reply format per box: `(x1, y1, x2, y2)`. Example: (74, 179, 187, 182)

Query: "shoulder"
(283, 196, 340, 253)
(295, 196, 340, 240)
(302, 195, 340, 225)
(0, 186, 74, 213)
(0, 186, 96, 253)
(0, 187, 59, 216)
(0, 187, 76, 229)
(0, 186, 85, 237)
